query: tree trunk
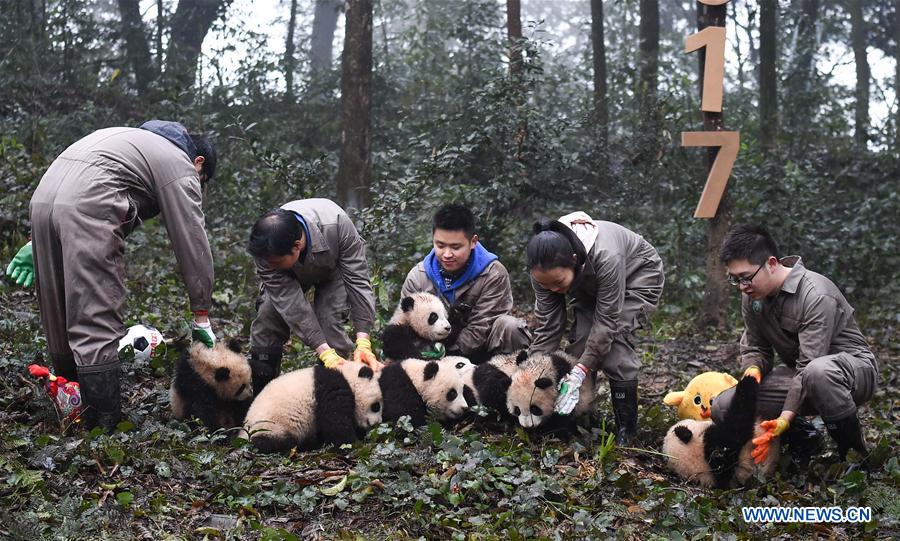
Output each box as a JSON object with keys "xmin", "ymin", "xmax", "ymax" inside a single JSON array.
[
  {"xmin": 896, "ymin": 0, "xmax": 900, "ymax": 150},
  {"xmin": 117, "ymin": 0, "xmax": 157, "ymax": 93},
  {"xmin": 156, "ymin": 0, "xmax": 164, "ymax": 68},
  {"xmin": 758, "ymin": 0, "xmax": 777, "ymax": 152},
  {"xmin": 848, "ymin": 0, "xmax": 869, "ymax": 151},
  {"xmin": 311, "ymin": 0, "xmax": 342, "ymax": 73},
  {"xmin": 165, "ymin": 0, "xmax": 230, "ymax": 93},
  {"xmin": 785, "ymin": 0, "xmax": 818, "ymax": 156},
  {"xmin": 284, "ymin": 0, "xmax": 298, "ymax": 104},
  {"xmin": 335, "ymin": 0, "xmax": 373, "ymax": 211},
  {"xmin": 591, "ymin": 0, "xmax": 608, "ymax": 156},
  {"xmin": 638, "ymin": 0, "xmax": 659, "ymax": 149},
  {"xmin": 507, "ymin": 0, "xmax": 527, "ymax": 163},
  {"xmin": 696, "ymin": 1, "xmax": 731, "ymax": 331}
]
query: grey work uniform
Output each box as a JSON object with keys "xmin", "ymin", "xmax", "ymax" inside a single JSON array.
[
  {"xmin": 712, "ymin": 257, "xmax": 878, "ymax": 424},
  {"xmin": 250, "ymin": 199, "xmax": 375, "ymax": 357},
  {"xmin": 529, "ymin": 221, "xmax": 664, "ymax": 382},
  {"xmin": 402, "ymin": 259, "xmax": 530, "ymax": 356},
  {"xmin": 29, "ymin": 126, "xmax": 213, "ymax": 374}
]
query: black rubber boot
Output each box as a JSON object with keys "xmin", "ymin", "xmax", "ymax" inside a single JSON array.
[
  {"xmin": 781, "ymin": 416, "xmax": 825, "ymax": 462},
  {"xmin": 610, "ymin": 380, "xmax": 639, "ymax": 446},
  {"xmin": 249, "ymin": 346, "xmax": 283, "ymax": 395},
  {"xmin": 76, "ymin": 361, "xmax": 122, "ymax": 432},
  {"xmin": 825, "ymin": 413, "xmax": 867, "ymax": 460},
  {"xmin": 50, "ymin": 353, "xmax": 78, "ymax": 382}
]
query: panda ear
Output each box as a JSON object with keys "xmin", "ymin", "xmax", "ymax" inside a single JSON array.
[
  {"xmin": 214, "ymin": 367, "xmax": 231, "ymax": 381},
  {"xmin": 535, "ymin": 377, "xmax": 553, "ymax": 389},
  {"xmin": 401, "ymin": 296, "xmax": 415, "ymax": 313},
  {"xmin": 515, "ymin": 350, "xmax": 528, "ymax": 365},
  {"xmin": 674, "ymin": 425, "xmax": 693, "ymax": 444},
  {"xmin": 358, "ymin": 366, "xmax": 374, "ymax": 379},
  {"xmin": 423, "ymin": 361, "xmax": 439, "ymax": 381},
  {"xmin": 226, "ymin": 339, "xmax": 242, "ymax": 354}
]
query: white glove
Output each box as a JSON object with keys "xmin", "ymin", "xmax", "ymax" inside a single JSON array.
[
  {"xmin": 554, "ymin": 363, "xmax": 589, "ymax": 415},
  {"xmin": 191, "ymin": 320, "xmax": 216, "ymax": 348}
]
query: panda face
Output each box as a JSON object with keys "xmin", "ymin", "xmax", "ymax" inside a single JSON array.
[
  {"xmin": 190, "ymin": 343, "xmax": 254, "ymax": 403},
  {"xmin": 394, "ymin": 293, "xmax": 452, "ymax": 341},
  {"xmin": 440, "ymin": 356, "xmax": 475, "ymax": 378},
  {"xmin": 662, "ymin": 419, "xmax": 716, "ymax": 487},
  {"xmin": 337, "ymin": 361, "xmax": 383, "ymax": 429},
  {"xmin": 506, "ymin": 352, "xmax": 566, "ymax": 428},
  {"xmin": 412, "ymin": 360, "xmax": 469, "ymax": 420}
]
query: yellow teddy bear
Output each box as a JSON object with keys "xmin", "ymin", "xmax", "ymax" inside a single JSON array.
[{"xmin": 663, "ymin": 371, "xmax": 738, "ymax": 420}]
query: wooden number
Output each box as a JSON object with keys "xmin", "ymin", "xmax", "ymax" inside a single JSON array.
[
  {"xmin": 685, "ymin": 27, "xmax": 726, "ymax": 113},
  {"xmin": 698, "ymin": 0, "xmax": 730, "ymax": 5},
  {"xmin": 682, "ymin": 131, "xmax": 740, "ymax": 218}
]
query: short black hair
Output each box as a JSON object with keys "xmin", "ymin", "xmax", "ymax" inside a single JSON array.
[
  {"xmin": 525, "ymin": 219, "xmax": 587, "ymax": 270},
  {"xmin": 432, "ymin": 204, "xmax": 475, "ymax": 238},
  {"xmin": 719, "ymin": 224, "xmax": 780, "ymax": 265},
  {"xmin": 248, "ymin": 208, "xmax": 303, "ymax": 258},
  {"xmin": 191, "ymin": 135, "xmax": 217, "ymax": 181}
]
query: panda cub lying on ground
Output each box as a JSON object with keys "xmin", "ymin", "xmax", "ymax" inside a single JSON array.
[
  {"xmin": 379, "ymin": 359, "xmax": 469, "ymax": 426},
  {"xmin": 506, "ymin": 351, "xmax": 598, "ymax": 429},
  {"xmin": 244, "ymin": 361, "xmax": 383, "ymax": 453},
  {"xmin": 170, "ymin": 341, "xmax": 254, "ymax": 431},
  {"xmin": 381, "ymin": 292, "xmax": 452, "ymax": 361},
  {"xmin": 662, "ymin": 375, "xmax": 779, "ymax": 488},
  {"xmin": 445, "ymin": 352, "xmax": 520, "ymax": 418}
]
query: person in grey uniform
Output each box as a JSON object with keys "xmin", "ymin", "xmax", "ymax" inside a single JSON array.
[
  {"xmin": 246, "ymin": 199, "xmax": 379, "ymax": 394},
  {"xmin": 401, "ymin": 204, "xmax": 530, "ymax": 363},
  {"xmin": 8, "ymin": 120, "xmax": 218, "ymax": 430},
  {"xmin": 527, "ymin": 213, "xmax": 664, "ymax": 445},
  {"xmin": 713, "ymin": 224, "xmax": 878, "ymax": 463}
]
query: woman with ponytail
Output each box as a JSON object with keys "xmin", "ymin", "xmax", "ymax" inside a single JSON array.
[{"xmin": 526, "ymin": 212, "xmax": 664, "ymax": 445}]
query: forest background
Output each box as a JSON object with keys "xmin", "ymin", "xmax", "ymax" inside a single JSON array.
[{"xmin": 0, "ymin": 0, "xmax": 898, "ymax": 539}]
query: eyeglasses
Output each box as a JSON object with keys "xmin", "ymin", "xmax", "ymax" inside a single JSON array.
[{"xmin": 727, "ymin": 262, "xmax": 765, "ymax": 286}]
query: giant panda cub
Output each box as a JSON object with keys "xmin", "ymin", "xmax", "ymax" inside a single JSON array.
[
  {"xmin": 662, "ymin": 375, "xmax": 779, "ymax": 488},
  {"xmin": 244, "ymin": 361, "xmax": 383, "ymax": 453},
  {"xmin": 381, "ymin": 292, "xmax": 452, "ymax": 362},
  {"xmin": 379, "ymin": 359, "xmax": 469, "ymax": 426},
  {"xmin": 170, "ymin": 341, "xmax": 255, "ymax": 431},
  {"xmin": 445, "ymin": 352, "xmax": 521, "ymax": 417},
  {"xmin": 506, "ymin": 351, "xmax": 598, "ymax": 429}
]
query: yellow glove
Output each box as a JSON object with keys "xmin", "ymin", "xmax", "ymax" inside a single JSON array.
[
  {"xmin": 743, "ymin": 365, "xmax": 762, "ymax": 384},
  {"xmin": 352, "ymin": 338, "xmax": 383, "ymax": 370},
  {"xmin": 751, "ymin": 417, "xmax": 789, "ymax": 464},
  {"xmin": 319, "ymin": 348, "xmax": 346, "ymax": 369}
]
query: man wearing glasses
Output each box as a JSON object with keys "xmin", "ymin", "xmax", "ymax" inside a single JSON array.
[
  {"xmin": 711, "ymin": 224, "xmax": 878, "ymax": 464},
  {"xmin": 5, "ymin": 120, "xmax": 217, "ymax": 430}
]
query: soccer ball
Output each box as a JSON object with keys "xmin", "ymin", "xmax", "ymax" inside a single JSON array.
[{"xmin": 118, "ymin": 324, "xmax": 165, "ymax": 362}]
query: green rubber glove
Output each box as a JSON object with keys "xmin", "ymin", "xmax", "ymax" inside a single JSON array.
[
  {"xmin": 6, "ymin": 241, "xmax": 34, "ymax": 288},
  {"xmin": 191, "ymin": 320, "xmax": 216, "ymax": 348}
]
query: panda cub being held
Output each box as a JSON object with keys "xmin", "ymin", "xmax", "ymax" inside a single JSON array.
[
  {"xmin": 170, "ymin": 341, "xmax": 254, "ymax": 431},
  {"xmin": 379, "ymin": 359, "xmax": 469, "ymax": 426},
  {"xmin": 662, "ymin": 375, "xmax": 779, "ymax": 488},
  {"xmin": 244, "ymin": 361, "xmax": 383, "ymax": 453},
  {"xmin": 381, "ymin": 292, "xmax": 452, "ymax": 362},
  {"xmin": 506, "ymin": 351, "xmax": 598, "ymax": 429}
]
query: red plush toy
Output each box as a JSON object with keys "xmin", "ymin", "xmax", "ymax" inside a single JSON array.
[{"xmin": 28, "ymin": 364, "xmax": 82, "ymax": 422}]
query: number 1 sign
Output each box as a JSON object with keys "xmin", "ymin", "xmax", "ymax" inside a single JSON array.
[{"xmin": 683, "ymin": 0, "xmax": 739, "ymax": 219}]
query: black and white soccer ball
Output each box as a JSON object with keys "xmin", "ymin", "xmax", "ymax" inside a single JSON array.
[{"xmin": 118, "ymin": 324, "xmax": 165, "ymax": 362}]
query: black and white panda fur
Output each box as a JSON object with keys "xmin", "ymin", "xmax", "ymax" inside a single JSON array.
[
  {"xmin": 170, "ymin": 341, "xmax": 254, "ymax": 431},
  {"xmin": 379, "ymin": 359, "xmax": 469, "ymax": 426},
  {"xmin": 662, "ymin": 375, "xmax": 779, "ymax": 488},
  {"xmin": 243, "ymin": 361, "xmax": 383, "ymax": 453},
  {"xmin": 506, "ymin": 351, "xmax": 598, "ymax": 429},
  {"xmin": 381, "ymin": 292, "xmax": 452, "ymax": 361},
  {"xmin": 445, "ymin": 352, "xmax": 521, "ymax": 415}
]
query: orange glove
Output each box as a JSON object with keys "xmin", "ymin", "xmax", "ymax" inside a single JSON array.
[
  {"xmin": 743, "ymin": 365, "xmax": 762, "ymax": 384},
  {"xmin": 352, "ymin": 338, "xmax": 384, "ymax": 371},
  {"xmin": 751, "ymin": 417, "xmax": 789, "ymax": 464}
]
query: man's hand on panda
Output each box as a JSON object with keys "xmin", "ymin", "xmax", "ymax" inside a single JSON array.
[
  {"xmin": 318, "ymin": 347, "xmax": 346, "ymax": 369},
  {"xmin": 353, "ymin": 336, "xmax": 384, "ymax": 371},
  {"xmin": 554, "ymin": 363, "xmax": 589, "ymax": 415},
  {"xmin": 751, "ymin": 416, "xmax": 790, "ymax": 464},
  {"xmin": 191, "ymin": 313, "xmax": 216, "ymax": 348}
]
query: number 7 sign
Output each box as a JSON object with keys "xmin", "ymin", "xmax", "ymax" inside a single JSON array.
[{"xmin": 681, "ymin": 131, "xmax": 740, "ymax": 218}]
